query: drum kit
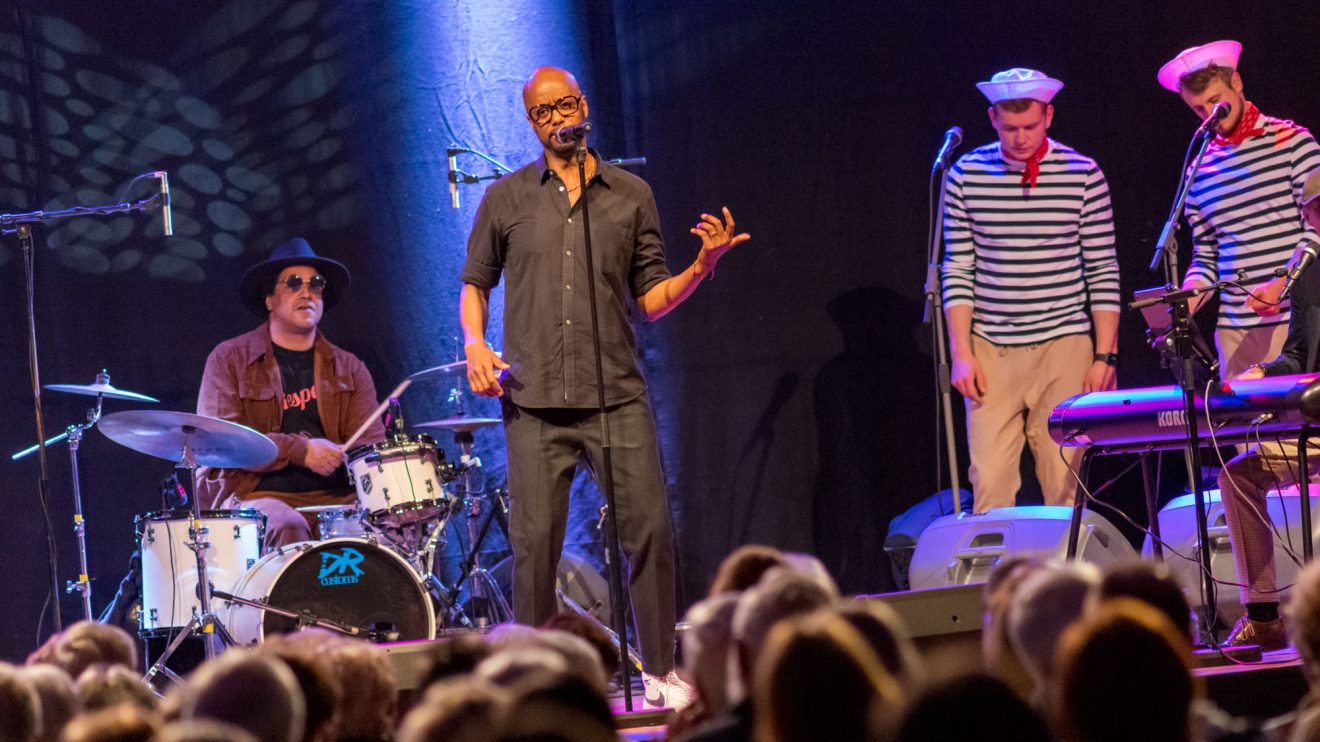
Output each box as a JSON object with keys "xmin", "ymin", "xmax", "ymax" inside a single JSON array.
[{"xmin": 13, "ymin": 359, "xmax": 525, "ymax": 681}]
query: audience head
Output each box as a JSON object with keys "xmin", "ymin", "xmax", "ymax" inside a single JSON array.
[
  {"xmin": 709, "ymin": 544, "xmax": 790, "ymax": 596},
  {"xmin": 396, "ymin": 679, "xmax": 507, "ymax": 742},
  {"xmin": 16, "ymin": 665, "xmax": 78, "ymax": 742},
  {"xmin": 981, "ymin": 555, "xmax": 1049, "ymax": 686},
  {"xmin": 1099, "ymin": 562, "xmax": 1192, "ymax": 644},
  {"xmin": 58, "ymin": 703, "xmax": 159, "ymax": 742},
  {"xmin": 323, "ymin": 641, "xmax": 396, "ymax": 742},
  {"xmin": 753, "ymin": 611, "xmax": 903, "ymax": 742},
  {"xmin": 680, "ymin": 593, "xmax": 740, "ymax": 714},
  {"xmin": 897, "ymin": 672, "xmax": 1050, "ymax": 742},
  {"xmin": 837, "ymin": 600, "xmax": 923, "ymax": 688},
  {"xmin": 255, "ymin": 639, "xmax": 343, "ymax": 742},
  {"xmin": 0, "ymin": 662, "xmax": 41, "ymax": 742},
  {"xmin": 731, "ymin": 568, "xmax": 839, "ymax": 700},
  {"xmin": 27, "ymin": 622, "xmax": 137, "ymax": 680},
  {"xmin": 75, "ymin": 664, "xmax": 157, "ymax": 712},
  {"xmin": 1053, "ymin": 598, "xmax": 1196, "ymax": 742},
  {"xmin": 1005, "ymin": 561, "xmax": 1100, "ymax": 691},
  {"xmin": 497, "ymin": 674, "xmax": 616, "ymax": 742},
  {"xmin": 152, "ymin": 719, "xmax": 260, "ymax": 742},
  {"xmin": 180, "ymin": 651, "xmax": 305, "ymax": 742},
  {"xmin": 417, "ymin": 633, "xmax": 494, "ymax": 689}
]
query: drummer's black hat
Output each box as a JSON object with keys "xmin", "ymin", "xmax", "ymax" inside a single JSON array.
[{"xmin": 239, "ymin": 237, "xmax": 350, "ymax": 317}]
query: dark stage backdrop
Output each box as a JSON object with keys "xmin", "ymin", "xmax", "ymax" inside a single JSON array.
[{"xmin": 1, "ymin": 0, "xmax": 1318, "ymax": 662}]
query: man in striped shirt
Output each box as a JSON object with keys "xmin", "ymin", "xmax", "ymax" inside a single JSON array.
[
  {"xmin": 942, "ymin": 68, "xmax": 1120, "ymax": 513},
  {"xmin": 1159, "ymin": 40, "xmax": 1320, "ymax": 378},
  {"xmin": 1161, "ymin": 40, "xmax": 1320, "ymax": 650}
]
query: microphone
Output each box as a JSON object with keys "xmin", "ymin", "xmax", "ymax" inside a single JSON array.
[
  {"xmin": 447, "ymin": 148, "xmax": 460, "ymax": 209},
  {"xmin": 1278, "ymin": 236, "xmax": 1320, "ymax": 303},
  {"xmin": 1196, "ymin": 101, "xmax": 1232, "ymax": 136},
  {"xmin": 551, "ymin": 121, "xmax": 592, "ymax": 145},
  {"xmin": 933, "ymin": 126, "xmax": 963, "ymax": 170},
  {"xmin": 154, "ymin": 171, "xmax": 173, "ymax": 236}
]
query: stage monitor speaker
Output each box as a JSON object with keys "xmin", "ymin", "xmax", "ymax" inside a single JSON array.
[
  {"xmin": 909, "ymin": 505, "xmax": 1138, "ymax": 589},
  {"xmin": 1142, "ymin": 488, "xmax": 1319, "ymax": 626}
]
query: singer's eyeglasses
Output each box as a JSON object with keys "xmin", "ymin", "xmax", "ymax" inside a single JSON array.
[
  {"xmin": 275, "ymin": 274, "xmax": 328, "ymax": 294},
  {"xmin": 527, "ymin": 94, "xmax": 583, "ymax": 126}
]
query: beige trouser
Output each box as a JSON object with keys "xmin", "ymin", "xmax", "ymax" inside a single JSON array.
[
  {"xmin": 966, "ymin": 333, "xmax": 1092, "ymax": 513},
  {"xmin": 1216, "ymin": 323, "xmax": 1288, "ymax": 381}
]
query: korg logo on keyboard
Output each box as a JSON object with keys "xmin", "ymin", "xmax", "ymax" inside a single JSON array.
[{"xmin": 1156, "ymin": 409, "xmax": 1187, "ymax": 428}]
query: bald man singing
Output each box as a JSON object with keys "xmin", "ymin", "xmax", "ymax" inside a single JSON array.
[{"xmin": 459, "ymin": 67, "xmax": 750, "ymax": 709}]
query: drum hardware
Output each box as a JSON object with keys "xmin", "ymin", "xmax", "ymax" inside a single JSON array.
[
  {"xmin": 210, "ymin": 588, "xmax": 367, "ymax": 639},
  {"xmin": 98, "ymin": 410, "xmax": 277, "ymax": 675},
  {"xmin": 443, "ymin": 486, "xmax": 513, "ymax": 628},
  {"xmin": 8, "ymin": 371, "xmax": 159, "ymax": 622}
]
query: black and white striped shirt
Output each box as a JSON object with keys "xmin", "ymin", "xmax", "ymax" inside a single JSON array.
[
  {"xmin": 1184, "ymin": 114, "xmax": 1320, "ymax": 330},
  {"xmin": 942, "ymin": 139, "xmax": 1120, "ymax": 346}
]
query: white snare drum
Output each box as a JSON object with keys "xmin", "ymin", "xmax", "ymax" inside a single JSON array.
[
  {"xmin": 346, "ymin": 434, "xmax": 454, "ymax": 526},
  {"xmin": 136, "ymin": 509, "xmax": 265, "ymax": 636},
  {"xmin": 318, "ymin": 507, "xmax": 367, "ymax": 540},
  {"xmin": 224, "ymin": 538, "xmax": 436, "ymax": 644}
]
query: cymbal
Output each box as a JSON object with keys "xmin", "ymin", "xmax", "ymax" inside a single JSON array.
[
  {"xmin": 416, "ymin": 416, "xmax": 502, "ymax": 433},
  {"xmin": 45, "ymin": 380, "xmax": 159, "ymax": 403},
  {"xmin": 98, "ymin": 410, "xmax": 277, "ymax": 469},
  {"xmin": 408, "ymin": 352, "xmax": 501, "ymax": 381}
]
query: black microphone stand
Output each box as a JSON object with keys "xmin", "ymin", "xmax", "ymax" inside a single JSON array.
[
  {"xmin": 575, "ymin": 137, "xmax": 636, "ymax": 710},
  {"xmin": 2, "ymin": 183, "xmax": 170, "ymax": 637},
  {"xmin": 1145, "ymin": 123, "xmax": 1222, "ymax": 641},
  {"xmin": 923, "ymin": 138, "xmax": 964, "ymax": 513}
]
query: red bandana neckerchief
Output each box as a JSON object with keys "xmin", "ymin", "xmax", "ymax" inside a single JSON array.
[
  {"xmin": 1017, "ymin": 138, "xmax": 1050, "ymax": 189},
  {"xmin": 1214, "ymin": 101, "xmax": 1266, "ymax": 147}
]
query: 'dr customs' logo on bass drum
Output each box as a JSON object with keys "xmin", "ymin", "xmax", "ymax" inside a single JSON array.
[{"xmin": 319, "ymin": 547, "xmax": 366, "ymax": 586}]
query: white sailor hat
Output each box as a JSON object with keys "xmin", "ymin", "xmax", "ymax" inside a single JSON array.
[
  {"xmin": 1157, "ymin": 40, "xmax": 1242, "ymax": 92},
  {"xmin": 976, "ymin": 68, "xmax": 1064, "ymax": 104}
]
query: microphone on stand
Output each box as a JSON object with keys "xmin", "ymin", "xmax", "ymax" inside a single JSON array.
[
  {"xmin": 154, "ymin": 171, "xmax": 173, "ymax": 236},
  {"xmin": 447, "ymin": 148, "xmax": 461, "ymax": 209},
  {"xmin": 551, "ymin": 121, "xmax": 592, "ymax": 145},
  {"xmin": 1196, "ymin": 101, "xmax": 1232, "ymax": 137},
  {"xmin": 1278, "ymin": 236, "xmax": 1320, "ymax": 303},
  {"xmin": 932, "ymin": 126, "xmax": 963, "ymax": 171}
]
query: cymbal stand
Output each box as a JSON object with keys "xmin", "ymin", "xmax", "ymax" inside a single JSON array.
[
  {"xmin": 143, "ymin": 427, "xmax": 237, "ymax": 683},
  {"xmin": 449, "ymin": 431, "xmax": 511, "ymax": 626},
  {"xmin": 9, "ymin": 375, "xmax": 115, "ymax": 622}
]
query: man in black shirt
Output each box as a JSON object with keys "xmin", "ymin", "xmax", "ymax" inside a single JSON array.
[
  {"xmin": 459, "ymin": 66, "xmax": 750, "ymax": 708},
  {"xmin": 197, "ymin": 238, "xmax": 386, "ymax": 547}
]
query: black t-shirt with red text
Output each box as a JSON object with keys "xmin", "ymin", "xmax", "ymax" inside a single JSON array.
[{"xmin": 255, "ymin": 344, "xmax": 347, "ymax": 493}]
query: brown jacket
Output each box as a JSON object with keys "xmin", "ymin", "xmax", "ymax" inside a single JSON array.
[{"xmin": 194, "ymin": 323, "xmax": 386, "ymax": 509}]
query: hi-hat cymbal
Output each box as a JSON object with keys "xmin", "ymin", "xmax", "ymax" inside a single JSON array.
[
  {"xmin": 45, "ymin": 379, "xmax": 159, "ymax": 403},
  {"xmin": 98, "ymin": 410, "xmax": 277, "ymax": 469},
  {"xmin": 416, "ymin": 416, "xmax": 502, "ymax": 433},
  {"xmin": 408, "ymin": 352, "xmax": 501, "ymax": 381}
]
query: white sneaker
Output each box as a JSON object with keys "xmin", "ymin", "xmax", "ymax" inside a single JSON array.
[{"xmin": 642, "ymin": 670, "xmax": 694, "ymax": 711}]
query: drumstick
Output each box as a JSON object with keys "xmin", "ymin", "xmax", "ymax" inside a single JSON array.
[{"xmin": 341, "ymin": 378, "xmax": 411, "ymax": 452}]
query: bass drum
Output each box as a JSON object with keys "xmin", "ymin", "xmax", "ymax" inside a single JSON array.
[{"xmin": 225, "ymin": 538, "xmax": 435, "ymax": 644}]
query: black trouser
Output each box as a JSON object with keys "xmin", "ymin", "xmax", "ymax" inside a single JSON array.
[{"xmin": 502, "ymin": 393, "xmax": 677, "ymax": 675}]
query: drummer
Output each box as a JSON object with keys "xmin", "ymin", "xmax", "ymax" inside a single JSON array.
[{"xmin": 195, "ymin": 238, "xmax": 386, "ymax": 547}]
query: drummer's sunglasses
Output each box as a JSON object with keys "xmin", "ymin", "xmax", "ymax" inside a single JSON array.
[{"xmin": 276, "ymin": 274, "xmax": 327, "ymax": 294}]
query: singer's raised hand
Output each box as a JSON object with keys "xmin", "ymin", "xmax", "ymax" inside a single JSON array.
[
  {"xmin": 690, "ymin": 207, "xmax": 751, "ymax": 271},
  {"xmin": 1246, "ymin": 274, "xmax": 1286, "ymax": 317}
]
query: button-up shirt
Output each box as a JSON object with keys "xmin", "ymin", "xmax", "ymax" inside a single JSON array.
[
  {"xmin": 193, "ymin": 323, "xmax": 386, "ymax": 509},
  {"xmin": 461, "ymin": 152, "xmax": 672, "ymax": 408}
]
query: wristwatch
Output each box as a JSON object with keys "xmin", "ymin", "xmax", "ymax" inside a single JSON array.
[{"xmin": 1094, "ymin": 353, "xmax": 1119, "ymax": 366}]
